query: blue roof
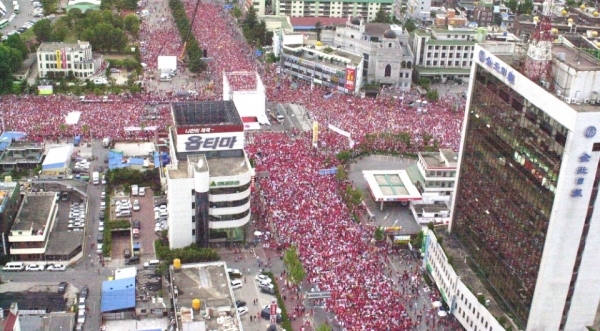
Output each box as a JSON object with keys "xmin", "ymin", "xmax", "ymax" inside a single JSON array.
[
  {"xmin": 0, "ymin": 132, "xmax": 27, "ymax": 151},
  {"xmin": 101, "ymin": 277, "xmax": 136, "ymax": 312}
]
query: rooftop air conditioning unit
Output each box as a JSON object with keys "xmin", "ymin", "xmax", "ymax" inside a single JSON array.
[
  {"xmin": 576, "ymin": 100, "xmax": 582, "ymax": 105},
  {"xmin": 565, "ymin": 98, "xmax": 571, "ymax": 104},
  {"xmin": 585, "ymin": 99, "xmax": 591, "ymax": 104},
  {"xmin": 557, "ymin": 90, "xmax": 562, "ymax": 97},
  {"xmin": 591, "ymin": 100, "xmax": 596, "ymax": 105}
]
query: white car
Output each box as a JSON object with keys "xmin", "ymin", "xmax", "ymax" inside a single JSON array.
[
  {"xmin": 96, "ymin": 244, "xmax": 103, "ymax": 254},
  {"xmin": 98, "ymin": 224, "xmax": 104, "ymax": 232},
  {"xmin": 47, "ymin": 264, "xmax": 67, "ymax": 271},
  {"xmin": 93, "ymin": 78, "xmax": 108, "ymax": 85},
  {"xmin": 231, "ymin": 280, "xmax": 243, "ymax": 289},
  {"xmin": 237, "ymin": 306, "xmax": 248, "ymax": 316},
  {"xmin": 133, "ymin": 200, "xmax": 140, "ymax": 211},
  {"xmin": 139, "ymin": 187, "xmax": 146, "ymax": 196},
  {"xmin": 101, "ymin": 191, "xmax": 106, "ymax": 199},
  {"xmin": 100, "ymin": 201, "xmax": 106, "ymax": 211},
  {"xmin": 26, "ymin": 264, "xmax": 45, "ymax": 271},
  {"xmin": 255, "ymin": 274, "xmax": 272, "ymax": 284}
]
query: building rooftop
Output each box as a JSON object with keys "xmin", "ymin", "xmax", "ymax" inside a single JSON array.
[
  {"xmin": 282, "ymin": 45, "xmax": 363, "ymax": 69},
  {"xmin": 167, "ymin": 153, "xmax": 248, "ymax": 179},
  {"xmin": 413, "ymin": 203, "xmax": 450, "ymax": 213},
  {"xmin": 11, "ymin": 193, "xmax": 56, "ymax": 232},
  {"xmin": 420, "ymin": 150, "xmax": 458, "ymax": 169},
  {"xmin": 172, "ymin": 101, "xmax": 243, "ymax": 128},
  {"xmin": 363, "ymin": 170, "xmax": 421, "ymax": 202},
  {"xmin": 45, "ymin": 231, "xmax": 84, "ymax": 256},
  {"xmin": 101, "ymin": 277, "xmax": 136, "ymax": 313},
  {"xmin": 0, "ymin": 292, "xmax": 67, "ymax": 312},
  {"xmin": 38, "ymin": 41, "xmax": 91, "ymax": 52},
  {"xmin": 170, "ymin": 262, "xmax": 242, "ymax": 331},
  {"xmin": 364, "ymin": 23, "xmax": 391, "ymax": 36}
]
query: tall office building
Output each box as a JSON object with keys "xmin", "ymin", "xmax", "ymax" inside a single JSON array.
[{"xmin": 451, "ymin": 39, "xmax": 600, "ymax": 330}]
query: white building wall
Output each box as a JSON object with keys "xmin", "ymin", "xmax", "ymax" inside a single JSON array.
[
  {"xmin": 167, "ymin": 177, "xmax": 195, "ymax": 249},
  {"xmin": 456, "ymin": 44, "xmax": 600, "ymax": 331},
  {"xmin": 424, "ymin": 229, "xmax": 505, "ymax": 331}
]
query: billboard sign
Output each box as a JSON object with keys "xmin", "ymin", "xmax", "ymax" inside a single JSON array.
[
  {"xmin": 176, "ymin": 125, "xmax": 244, "ymax": 135},
  {"xmin": 177, "ymin": 132, "xmax": 244, "ymax": 152},
  {"xmin": 344, "ymin": 67, "xmax": 356, "ymax": 91},
  {"xmin": 270, "ymin": 300, "xmax": 277, "ymax": 324}
]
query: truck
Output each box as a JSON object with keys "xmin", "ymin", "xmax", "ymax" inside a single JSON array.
[
  {"xmin": 131, "ymin": 184, "xmax": 139, "ymax": 196},
  {"xmin": 102, "ymin": 137, "xmax": 110, "ymax": 148},
  {"xmin": 73, "ymin": 135, "xmax": 81, "ymax": 147},
  {"xmin": 92, "ymin": 172, "xmax": 100, "ymax": 185}
]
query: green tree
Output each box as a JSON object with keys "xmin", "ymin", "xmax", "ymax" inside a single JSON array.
[
  {"xmin": 372, "ymin": 7, "xmax": 390, "ymax": 23},
  {"xmin": 315, "ymin": 20, "xmax": 322, "ymax": 41},
  {"xmin": 232, "ymin": 6, "xmax": 242, "ymax": 20},
  {"xmin": 316, "ymin": 324, "xmax": 332, "ymax": 331},
  {"xmin": 124, "ymin": 14, "xmax": 140, "ymax": 36},
  {"xmin": 404, "ymin": 19, "xmax": 416, "ymax": 32},
  {"xmin": 374, "ymin": 226, "xmax": 385, "ymax": 241},
  {"xmin": 505, "ymin": 0, "xmax": 518, "ymax": 13},
  {"xmin": 4, "ymin": 35, "xmax": 28, "ymax": 60},
  {"xmin": 40, "ymin": 0, "xmax": 59, "ymax": 14},
  {"xmin": 33, "ymin": 19, "xmax": 53, "ymax": 43},
  {"xmin": 121, "ymin": 0, "xmax": 138, "ymax": 10},
  {"xmin": 517, "ymin": 0, "xmax": 533, "ymax": 14},
  {"xmin": 243, "ymin": 5, "xmax": 258, "ymax": 28},
  {"xmin": 283, "ymin": 246, "xmax": 306, "ymax": 285},
  {"xmin": 0, "ymin": 44, "xmax": 23, "ymax": 94},
  {"xmin": 52, "ymin": 21, "xmax": 70, "ymax": 41},
  {"xmin": 426, "ymin": 89, "xmax": 439, "ymax": 101}
]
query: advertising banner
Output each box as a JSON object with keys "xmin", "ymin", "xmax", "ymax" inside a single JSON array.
[
  {"xmin": 344, "ymin": 66, "xmax": 356, "ymax": 91},
  {"xmin": 312, "ymin": 121, "xmax": 319, "ymax": 145},
  {"xmin": 176, "ymin": 132, "xmax": 245, "ymax": 152}
]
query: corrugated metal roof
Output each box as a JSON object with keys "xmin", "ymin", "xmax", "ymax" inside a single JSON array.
[{"xmin": 101, "ymin": 277, "xmax": 136, "ymax": 312}]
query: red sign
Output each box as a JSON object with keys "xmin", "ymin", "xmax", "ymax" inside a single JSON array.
[
  {"xmin": 176, "ymin": 125, "xmax": 244, "ymax": 135},
  {"xmin": 344, "ymin": 67, "xmax": 356, "ymax": 91},
  {"xmin": 270, "ymin": 301, "xmax": 277, "ymax": 324}
]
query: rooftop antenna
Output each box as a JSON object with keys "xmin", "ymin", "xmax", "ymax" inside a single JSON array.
[{"xmin": 523, "ymin": 0, "xmax": 555, "ymax": 86}]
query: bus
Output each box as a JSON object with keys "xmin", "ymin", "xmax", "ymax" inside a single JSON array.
[
  {"xmin": 0, "ymin": 19, "xmax": 8, "ymax": 29},
  {"xmin": 13, "ymin": 5, "xmax": 19, "ymax": 13}
]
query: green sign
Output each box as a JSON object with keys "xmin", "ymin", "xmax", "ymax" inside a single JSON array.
[{"xmin": 210, "ymin": 180, "xmax": 240, "ymax": 187}]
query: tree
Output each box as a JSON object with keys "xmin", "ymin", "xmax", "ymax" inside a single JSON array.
[
  {"xmin": 373, "ymin": 7, "xmax": 390, "ymax": 23},
  {"xmin": 426, "ymin": 89, "xmax": 439, "ymax": 102},
  {"xmin": 232, "ymin": 6, "xmax": 242, "ymax": 20},
  {"xmin": 404, "ymin": 19, "xmax": 416, "ymax": 32},
  {"xmin": 374, "ymin": 226, "xmax": 385, "ymax": 241},
  {"xmin": 316, "ymin": 325, "xmax": 332, "ymax": 331},
  {"xmin": 505, "ymin": 0, "xmax": 518, "ymax": 13},
  {"xmin": 4, "ymin": 35, "xmax": 28, "ymax": 60},
  {"xmin": 124, "ymin": 14, "xmax": 140, "ymax": 36},
  {"xmin": 33, "ymin": 19, "xmax": 53, "ymax": 43},
  {"xmin": 315, "ymin": 20, "xmax": 322, "ymax": 41},
  {"xmin": 283, "ymin": 246, "xmax": 306, "ymax": 285},
  {"xmin": 121, "ymin": 0, "xmax": 138, "ymax": 10},
  {"xmin": 517, "ymin": 0, "xmax": 533, "ymax": 14},
  {"xmin": 52, "ymin": 21, "xmax": 70, "ymax": 41},
  {"xmin": 243, "ymin": 5, "xmax": 258, "ymax": 28}
]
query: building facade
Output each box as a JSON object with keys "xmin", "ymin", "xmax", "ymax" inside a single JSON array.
[
  {"xmin": 274, "ymin": 0, "xmax": 394, "ymax": 22},
  {"xmin": 165, "ymin": 101, "xmax": 253, "ymax": 249},
  {"xmin": 37, "ymin": 41, "xmax": 97, "ymax": 79},
  {"xmin": 405, "ymin": 0, "xmax": 431, "ymax": 20},
  {"xmin": 450, "ymin": 42, "xmax": 600, "ymax": 330},
  {"xmin": 0, "ymin": 141, "xmax": 44, "ymax": 172},
  {"xmin": 8, "ymin": 192, "xmax": 58, "ymax": 260},
  {"xmin": 333, "ymin": 19, "xmax": 413, "ymax": 90},
  {"xmin": 410, "ymin": 27, "xmax": 477, "ymax": 81},
  {"xmin": 408, "ymin": 149, "xmax": 458, "ymax": 203},
  {"xmin": 0, "ymin": 181, "xmax": 20, "ymax": 256},
  {"xmin": 280, "ymin": 42, "xmax": 364, "ymax": 95}
]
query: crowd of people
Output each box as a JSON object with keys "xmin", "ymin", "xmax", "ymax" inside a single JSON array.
[{"xmin": 0, "ymin": 0, "xmax": 471, "ymax": 329}]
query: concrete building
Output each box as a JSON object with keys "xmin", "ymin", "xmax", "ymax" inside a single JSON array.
[
  {"xmin": 8, "ymin": 192, "xmax": 58, "ymax": 260},
  {"xmin": 168, "ymin": 261, "xmax": 244, "ymax": 331},
  {"xmin": 37, "ymin": 41, "xmax": 98, "ymax": 79},
  {"xmin": 406, "ymin": 149, "xmax": 458, "ymax": 225},
  {"xmin": 445, "ymin": 40, "xmax": 600, "ymax": 330},
  {"xmin": 0, "ymin": 181, "xmax": 21, "ymax": 256},
  {"xmin": 240, "ymin": 0, "xmax": 265, "ymax": 15},
  {"xmin": 333, "ymin": 18, "xmax": 414, "ymax": 90},
  {"xmin": 165, "ymin": 101, "xmax": 253, "ymax": 249},
  {"xmin": 0, "ymin": 141, "xmax": 44, "ymax": 172},
  {"xmin": 405, "ymin": 0, "xmax": 431, "ymax": 20},
  {"xmin": 278, "ymin": 36, "xmax": 364, "ymax": 95},
  {"xmin": 274, "ymin": 0, "xmax": 394, "ymax": 22},
  {"xmin": 410, "ymin": 26, "xmax": 478, "ymax": 81}
]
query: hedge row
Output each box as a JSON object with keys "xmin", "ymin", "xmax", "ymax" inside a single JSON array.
[{"xmin": 168, "ymin": 0, "xmax": 207, "ymax": 73}]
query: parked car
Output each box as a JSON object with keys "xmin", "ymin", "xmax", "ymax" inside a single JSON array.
[
  {"xmin": 58, "ymin": 282, "xmax": 68, "ymax": 294},
  {"xmin": 255, "ymin": 274, "xmax": 272, "ymax": 284},
  {"xmin": 80, "ymin": 286, "xmax": 89, "ymax": 299},
  {"xmin": 125, "ymin": 256, "xmax": 140, "ymax": 265},
  {"xmin": 26, "ymin": 264, "xmax": 45, "ymax": 271},
  {"xmin": 236, "ymin": 300, "xmax": 247, "ymax": 307},
  {"xmin": 123, "ymin": 249, "xmax": 131, "ymax": 258},
  {"xmin": 237, "ymin": 306, "xmax": 249, "ymax": 316},
  {"xmin": 231, "ymin": 280, "xmax": 242, "ymax": 289},
  {"xmin": 47, "ymin": 264, "xmax": 67, "ymax": 271}
]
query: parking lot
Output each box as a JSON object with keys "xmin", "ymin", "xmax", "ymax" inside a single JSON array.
[{"xmin": 104, "ymin": 187, "xmax": 159, "ymax": 266}]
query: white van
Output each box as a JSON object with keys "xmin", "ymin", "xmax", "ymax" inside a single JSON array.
[
  {"xmin": 3, "ymin": 262, "xmax": 25, "ymax": 271},
  {"xmin": 117, "ymin": 210, "xmax": 131, "ymax": 218},
  {"xmin": 143, "ymin": 259, "xmax": 160, "ymax": 269},
  {"xmin": 231, "ymin": 280, "xmax": 243, "ymax": 289}
]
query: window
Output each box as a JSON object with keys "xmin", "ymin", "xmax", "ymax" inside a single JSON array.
[
  {"xmin": 192, "ymin": 215, "xmax": 196, "ymax": 223},
  {"xmin": 384, "ymin": 64, "xmax": 391, "ymax": 77},
  {"xmin": 192, "ymin": 189, "xmax": 195, "ymax": 195},
  {"xmin": 192, "ymin": 202, "xmax": 195, "ymax": 209},
  {"xmin": 192, "ymin": 229, "xmax": 196, "ymax": 235}
]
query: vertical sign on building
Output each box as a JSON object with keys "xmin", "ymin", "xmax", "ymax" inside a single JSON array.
[
  {"xmin": 312, "ymin": 121, "xmax": 319, "ymax": 146},
  {"xmin": 61, "ymin": 48, "xmax": 67, "ymax": 69},
  {"xmin": 55, "ymin": 50, "xmax": 62, "ymax": 69},
  {"xmin": 344, "ymin": 66, "xmax": 356, "ymax": 92},
  {"xmin": 270, "ymin": 299, "xmax": 277, "ymax": 324}
]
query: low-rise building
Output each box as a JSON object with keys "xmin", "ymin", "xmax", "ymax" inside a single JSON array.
[
  {"xmin": 37, "ymin": 41, "xmax": 98, "ymax": 79},
  {"xmin": 333, "ymin": 18, "xmax": 413, "ymax": 90},
  {"xmin": 280, "ymin": 40, "xmax": 364, "ymax": 95},
  {"xmin": 0, "ymin": 141, "xmax": 44, "ymax": 172},
  {"xmin": 410, "ymin": 27, "xmax": 478, "ymax": 81},
  {"xmin": 274, "ymin": 0, "xmax": 394, "ymax": 22},
  {"xmin": 8, "ymin": 192, "xmax": 58, "ymax": 260},
  {"xmin": 0, "ymin": 181, "xmax": 21, "ymax": 256}
]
